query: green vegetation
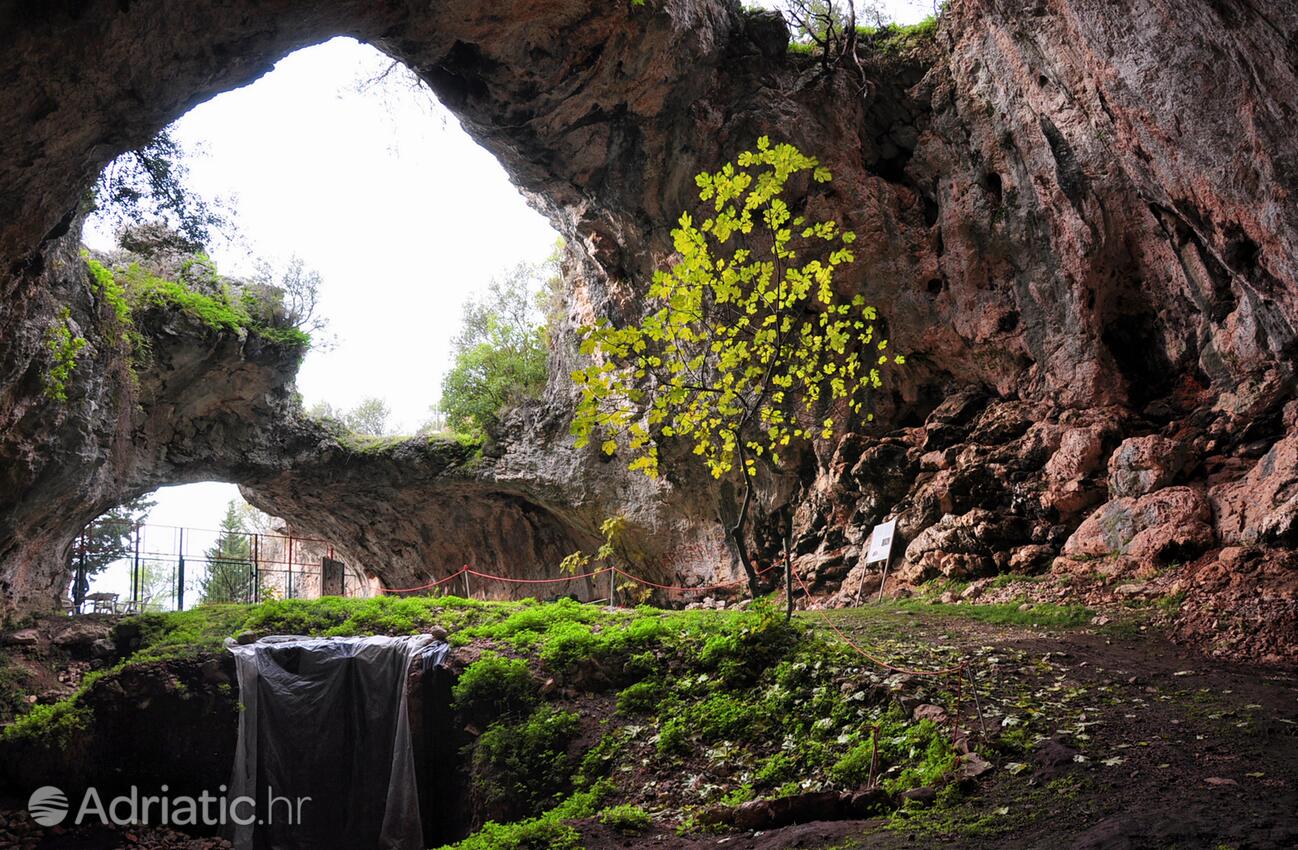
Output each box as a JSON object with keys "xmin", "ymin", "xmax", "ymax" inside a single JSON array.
[
  {"xmin": 44, "ymin": 307, "xmax": 88, "ymax": 401},
  {"xmin": 309, "ymin": 397, "xmax": 395, "ymax": 436},
  {"xmin": 571, "ymin": 138, "xmax": 903, "ymax": 595},
  {"xmin": 452, "ymin": 652, "xmax": 538, "ymax": 723},
  {"xmin": 897, "ymin": 598, "xmax": 1094, "ymax": 627},
  {"xmin": 91, "ymin": 125, "xmax": 227, "ymax": 249},
  {"xmin": 1, "ymin": 698, "xmax": 90, "ymax": 749},
  {"xmin": 0, "ymin": 661, "xmax": 33, "ymax": 724},
  {"xmin": 597, "ymin": 803, "xmax": 651, "ymax": 834},
  {"xmin": 82, "ymin": 256, "xmax": 313, "ymax": 359},
  {"xmin": 441, "ymin": 257, "xmax": 560, "ymax": 436},
  {"xmin": 473, "ymin": 705, "xmax": 582, "ymax": 818},
  {"xmin": 432, "ymin": 782, "xmax": 610, "ymax": 850},
  {"xmin": 68, "ymin": 494, "xmax": 154, "ymax": 611},
  {"xmin": 198, "ymin": 500, "xmax": 254, "ymax": 604},
  {"xmin": 11, "ymin": 596, "xmax": 993, "ymax": 849},
  {"xmin": 855, "ymin": 16, "xmax": 939, "ymax": 55}
]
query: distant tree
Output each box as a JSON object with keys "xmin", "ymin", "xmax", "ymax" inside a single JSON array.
[
  {"xmin": 309, "ymin": 397, "xmax": 395, "ymax": 435},
  {"xmin": 440, "ymin": 258, "xmax": 557, "ymax": 434},
  {"xmin": 199, "ymin": 501, "xmax": 252, "ymax": 604},
  {"xmin": 570, "ymin": 138, "xmax": 904, "ymax": 606},
  {"xmin": 246, "ymin": 255, "xmax": 331, "ymax": 345},
  {"xmin": 136, "ymin": 560, "xmax": 174, "ymax": 612},
  {"xmin": 90, "ymin": 125, "xmax": 228, "ymax": 250},
  {"xmin": 68, "ymin": 495, "xmax": 155, "ymax": 610}
]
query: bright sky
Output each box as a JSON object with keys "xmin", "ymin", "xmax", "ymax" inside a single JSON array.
[{"xmin": 84, "ymin": 1, "xmax": 935, "ymax": 600}]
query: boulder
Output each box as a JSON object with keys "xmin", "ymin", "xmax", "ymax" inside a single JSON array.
[
  {"xmin": 1042, "ymin": 425, "xmax": 1109, "ymax": 516},
  {"xmin": 1211, "ymin": 432, "xmax": 1298, "ymax": 546},
  {"xmin": 1107, "ymin": 434, "xmax": 1193, "ymax": 498},
  {"xmin": 1062, "ymin": 487, "xmax": 1214, "ymax": 566}
]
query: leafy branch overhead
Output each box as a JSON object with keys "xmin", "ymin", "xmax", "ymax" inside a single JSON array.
[{"xmin": 570, "ymin": 137, "xmax": 904, "ymax": 483}]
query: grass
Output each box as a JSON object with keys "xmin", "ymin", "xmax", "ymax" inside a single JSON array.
[{"xmin": 894, "ymin": 598, "xmax": 1094, "ymax": 627}]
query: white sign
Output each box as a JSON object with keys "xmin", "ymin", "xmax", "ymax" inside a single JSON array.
[{"xmin": 865, "ymin": 518, "xmax": 897, "ymax": 565}]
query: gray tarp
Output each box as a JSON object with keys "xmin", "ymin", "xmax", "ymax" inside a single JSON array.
[{"xmin": 224, "ymin": 635, "xmax": 445, "ymax": 850}]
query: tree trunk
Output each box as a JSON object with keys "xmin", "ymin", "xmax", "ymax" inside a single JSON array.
[{"xmin": 725, "ymin": 460, "xmax": 761, "ymax": 598}]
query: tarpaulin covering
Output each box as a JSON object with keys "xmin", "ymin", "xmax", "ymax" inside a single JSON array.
[{"xmin": 224, "ymin": 635, "xmax": 446, "ymax": 850}]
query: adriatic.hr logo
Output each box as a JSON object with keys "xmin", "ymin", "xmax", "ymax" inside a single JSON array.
[
  {"xmin": 26, "ymin": 784, "xmax": 311, "ymax": 828},
  {"xmin": 27, "ymin": 786, "xmax": 69, "ymax": 826}
]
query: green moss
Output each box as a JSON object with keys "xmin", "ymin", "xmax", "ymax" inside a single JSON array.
[
  {"xmin": 896, "ymin": 599, "xmax": 1093, "ymax": 627},
  {"xmin": 597, "ymin": 803, "xmax": 651, "ymax": 834},
  {"xmin": 82, "ymin": 257, "xmax": 311, "ymax": 351},
  {"xmin": 856, "ymin": 16, "xmax": 939, "ymax": 55},
  {"xmin": 1, "ymin": 699, "xmax": 90, "ymax": 748},
  {"xmin": 81, "ymin": 596, "xmax": 989, "ymax": 848},
  {"xmin": 431, "ymin": 781, "xmax": 610, "ymax": 850},
  {"xmin": 616, "ymin": 680, "xmax": 661, "ymax": 715},
  {"xmin": 473, "ymin": 706, "xmax": 582, "ymax": 819}
]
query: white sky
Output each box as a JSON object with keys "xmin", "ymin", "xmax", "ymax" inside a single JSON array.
[{"xmin": 84, "ymin": 1, "xmax": 935, "ymax": 600}]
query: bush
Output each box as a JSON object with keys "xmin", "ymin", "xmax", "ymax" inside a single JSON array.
[
  {"xmin": 1, "ymin": 700, "xmax": 90, "ymax": 748},
  {"xmin": 473, "ymin": 706, "xmax": 581, "ymax": 819},
  {"xmin": 453, "ymin": 653, "xmax": 538, "ymax": 723},
  {"xmin": 598, "ymin": 803, "xmax": 652, "ymax": 834},
  {"xmin": 616, "ymin": 680, "xmax": 661, "ymax": 715}
]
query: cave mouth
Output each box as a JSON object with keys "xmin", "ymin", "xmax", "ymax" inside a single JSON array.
[
  {"xmin": 61, "ymin": 35, "xmax": 573, "ymax": 612},
  {"xmin": 70, "ymin": 483, "xmax": 378, "ymax": 614}
]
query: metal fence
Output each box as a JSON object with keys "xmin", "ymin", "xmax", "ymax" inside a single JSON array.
[{"xmin": 71, "ymin": 522, "xmax": 366, "ymax": 613}]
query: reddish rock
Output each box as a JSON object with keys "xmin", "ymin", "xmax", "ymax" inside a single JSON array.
[
  {"xmin": 1211, "ymin": 432, "xmax": 1298, "ymax": 546},
  {"xmin": 1108, "ymin": 435, "xmax": 1194, "ymax": 498},
  {"xmin": 1171, "ymin": 547, "xmax": 1298, "ymax": 664},
  {"xmin": 1062, "ymin": 487, "xmax": 1215, "ymax": 567},
  {"xmin": 1043, "ymin": 425, "xmax": 1109, "ymax": 515}
]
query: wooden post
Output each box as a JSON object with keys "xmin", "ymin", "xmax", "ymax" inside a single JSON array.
[
  {"xmin": 876, "ymin": 552, "xmax": 892, "ymax": 604},
  {"xmin": 608, "ymin": 566, "xmax": 616, "ymax": 611}
]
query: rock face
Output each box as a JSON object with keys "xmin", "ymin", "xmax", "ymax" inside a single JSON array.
[{"xmin": 1, "ymin": 1, "xmax": 1296, "ymax": 660}]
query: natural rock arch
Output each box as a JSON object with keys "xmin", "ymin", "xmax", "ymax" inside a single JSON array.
[{"xmin": 1, "ymin": 1, "xmax": 1296, "ymax": 660}]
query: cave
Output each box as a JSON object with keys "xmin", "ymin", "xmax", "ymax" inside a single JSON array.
[{"xmin": 2, "ymin": 0, "xmax": 1298, "ymax": 847}]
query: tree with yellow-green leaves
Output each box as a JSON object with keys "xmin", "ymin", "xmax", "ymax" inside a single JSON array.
[{"xmin": 570, "ymin": 138, "xmax": 904, "ymax": 602}]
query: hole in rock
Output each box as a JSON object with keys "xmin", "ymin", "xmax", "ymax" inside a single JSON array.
[{"xmin": 68, "ymin": 484, "xmax": 380, "ymax": 614}]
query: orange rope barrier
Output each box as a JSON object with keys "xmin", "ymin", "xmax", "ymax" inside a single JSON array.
[{"xmin": 790, "ymin": 563, "xmax": 965, "ymax": 677}]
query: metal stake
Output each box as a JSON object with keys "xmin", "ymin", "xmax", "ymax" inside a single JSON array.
[
  {"xmin": 176, "ymin": 527, "xmax": 185, "ymax": 611},
  {"xmin": 965, "ymin": 662, "xmax": 988, "ymax": 739}
]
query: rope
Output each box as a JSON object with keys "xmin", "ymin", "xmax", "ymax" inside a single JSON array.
[
  {"xmin": 611, "ymin": 563, "xmax": 779, "ymax": 594},
  {"xmin": 464, "ymin": 566, "xmax": 609, "ymax": 584},
  {"xmin": 385, "ymin": 563, "xmax": 780, "ymax": 596},
  {"xmin": 789, "ymin": 563, "xmax": 965, "ymax": 677}
]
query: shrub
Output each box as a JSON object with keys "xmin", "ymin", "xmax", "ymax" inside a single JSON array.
[
  {"xmin": 473, "ymin": 706, "xmax": 581, "ymax": 819},
  {"xmin": 616, "ymin": 680, "xmax": 661, "ymax": 715},
  {"xmin": 598, "ymin": 803, "xmax": 652, "ymax": 834},
  {"xmin": 1, "ymin": 700, "xmax": 90, "ymax": 748},
  {"xmin": 452, "ymin": 653, "xmax": 538, "ymax": 723}
]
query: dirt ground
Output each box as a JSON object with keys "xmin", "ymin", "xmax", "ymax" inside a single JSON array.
[
  {"xmin": 2, "ymin": 609, "xmax": 1294, "ymax": 850},
  {"xmin": 571, "ymin": 610, "xmax": 1298, "ymax": 850}
]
